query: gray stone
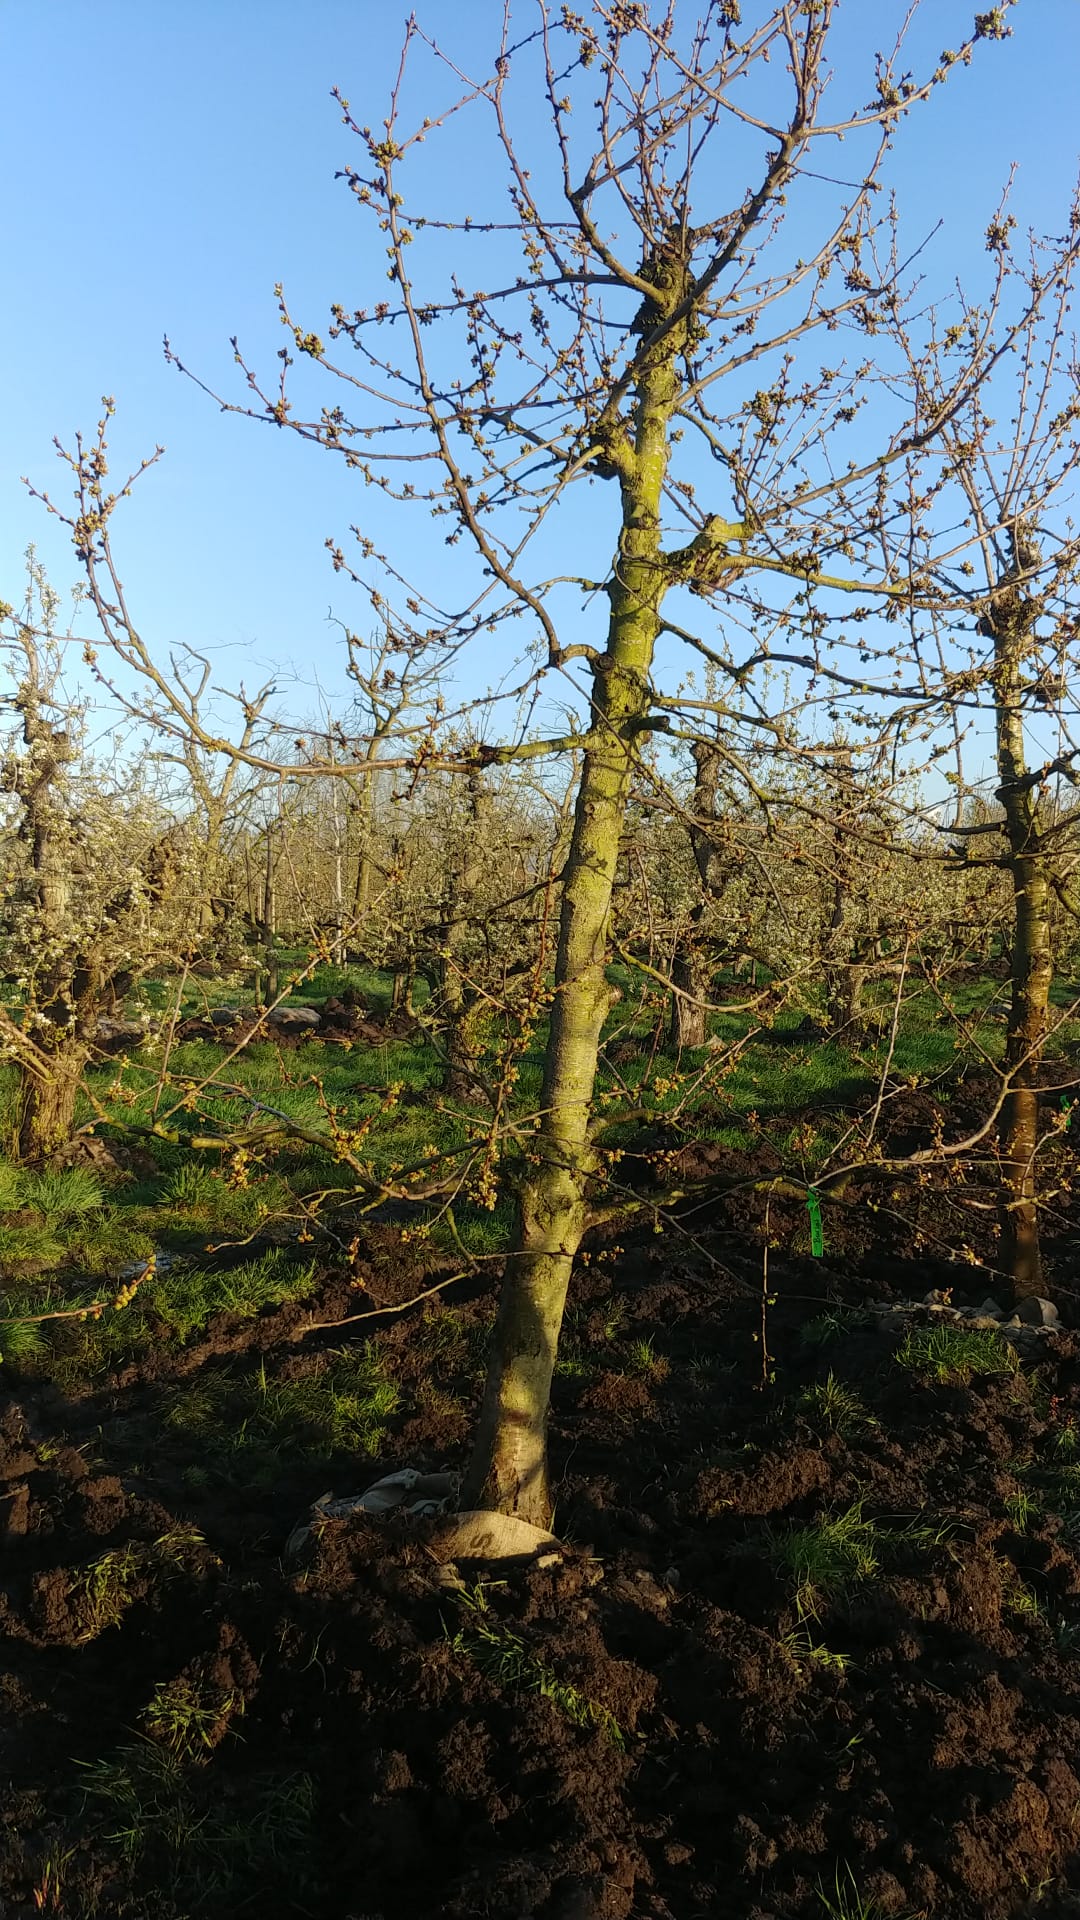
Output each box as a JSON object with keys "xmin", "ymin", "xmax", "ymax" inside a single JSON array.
[
  {"xmin": 1016, "ymin": 1296, "xmax": 1061, "ymax": 1328},
  {"xmin": 975, "ymin": 1296, "xmax": 1004, "ymax": 1320},
  {"xmin": 267, "ymin": 1004, "xmax": 321, "ymax": 1029},
  {"xmin": 93, "ymin": 1018, "xmax": 151, "ymax": 1050},
  {"xmin": 209, "ymin": 1006, "xmax": 241, "ymax": 1026}
]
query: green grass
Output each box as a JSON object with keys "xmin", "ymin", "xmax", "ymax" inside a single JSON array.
[
  {"xmin": 767, "ymin": 1503, "xmax": 882, "ymax": 1621},
  {"xmin": 163, "ymin": 1346, "xmax": 399, "ymax": 1482},
  {"xmin": 816, "ymin": 1864, "xmax": 916, "ymax": 1920},
  {"xmin": 799, "ymin": 1309, "xmax": 873, "ymax": 1347},
  {"xmin": 79, "ymin": 1742, "xmax": 316, "ymax": 1902},
  {"xmin": 782, "ymin": 1632, "xmax": 853, "ymax": 1676},
  {"xmin": 140, "ymin": 1676, "xmax": 244, "ymax": 1762},
  {"xmin": 799, "ymin": 1372, "xmax": 879, "ymax": 1438},
  {"xmin": 450, "ymin": 1585, "xmax": 625, "ymax": 1748},
  {"xmin": 1003, "ymin": 1486, "xmax": 1041, "ymax": 1533},
  {"xmin": 148, "ymin": 1249, "xmax": 320, "ymax": 1343},
  {"xmin": 0, "ymin": 952, "xmax": 1051, "ymax": 1407},
  {"xmin": 0, "ymin": 1315, "xmax": 47, "ymax": 1364},
  {"xmin": 70, "ymin": 1527, "xmax": 207, "ymax": 1640},
  {"xmin": 896, "ymin": 1323, "xmax": 1019, "ymax": 1384},
  {"xmin": 767, "ymin": 1504, "xmax": 958, "ymax": 1622}
]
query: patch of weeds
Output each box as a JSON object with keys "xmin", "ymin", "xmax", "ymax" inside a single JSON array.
[
  {"xmin": 71, "ymin": 1526, "xmax": 207, "ymax": 1640},
  {"xmin": 67, "ymin": 1217, "xmax": 156, "ymax": 1277},
  {"xmin": 768, "ymin": 1503, "xmax": 881, "ymax": 1620},
  {"xmin": 161, "ymin": 1161, "xmax": 225, "ymax": 1210},
  {"xmin": 889, "ymin": 1513, "xmax": 961, "ymax": 1556},
  {"xmin": 816, "ymin": 1863, "xmax": 914, "ymax": 1919},
  {"xmin": 799, "ymin": 1372, "xmax": 879, "ymax": 1438},
  {"xmin": 553, "ymin": 1342, "xmax": 593, "ymax": 1382},
  {"xmin": 625, "ymin": 1335, "xmax": 669, "ymax": 1381},
  {"xmin": 29, "ymin": 1839, "xmax": 78, "ymax": 1915},
  {"xmin": 0, "ymin": 1220, "xmax": 66, "ymax": 1271},
  {"xmin": 597, "ymin": 1299, "xmax": 627, "ymax": 1341},
  {"xmin": 896, "ymin": 1322, "xmax": 1019, "ymax": 1385},
  {"xmin": 687, "ymin": 1349, "xmax": 737, "ymax": 1391},
  {"xmin": 80, "ymin": 1741, "xmax": 315, "ymax": 1900},
  {"xmin": 1004, "ymin": 1487, "xmax": 1041, "ymax": 1533},
  {"xmin": 1000, "ymin": 1562, "xmax": 1043, "ymax": 1623},
  {"xmin": 782, "ymin": 1632, "xmax": 853, "ymax": 1676},
  {"xmin": 183, "ymin": 1768, "xmax": 318, "ymax": 1904},
  {"xmin": 414, "ymin": 1378, "xmax": 469, "ymax": 1427},
  {"xmin": 140, "ymin": 1676, "xmax": 244, "ymax": 1762},
  {"xmin": 416, "ymin": 1304, "xmax": 493, "ymax": 1380},
  {"xmin": 150, "ymin": 1249, "xmax": 319, "ymax": 1343},
  {"xmin": 29, "ymin": 1168, "xmax": 106, "ymax": 1222},
  {"xmin": 1014, "ymin": 1451, "xmax": 1080, "ymax": 1542},
  {"xmin": 246, "ymin": 1352, "xmax": 398, "ymax": 1454},
  {"xmin": 799, "ymin": 1308, "xmax": 872, "ymax": 1348},
  {"xmin": 0, "ymin": 1316, "xmax": 47, "ymax": 1365},
  {"xmin": 78, "ymin": 1751, "xmax": 190, "ymax": 1866},
  {"xmin": 165, "ymin": 1347, "xmax": 398, "ymax": 1479},
  {"xmin": 450, "ymin": 1585, "xmax": 624, "ymax": 1748}
]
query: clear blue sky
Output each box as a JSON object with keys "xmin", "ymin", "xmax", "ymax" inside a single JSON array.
[{"xmin": 2, "ymin": 1, "xmax": 1077, "ymax": 727}]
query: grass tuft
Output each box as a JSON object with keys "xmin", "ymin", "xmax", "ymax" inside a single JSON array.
[
  {"xmin": 80, "ymin": 1741, "xmax": 315, "ymax": 1897},
  {"xmin": 816, "ymin": 1864, "xmax": 915, "ymax": 1919},
  {"xmin": 71, "ymin": 1526, "xmax": 207, "ymax": 1640},
  {"xmin": 799, "ymin": 1309, "xmax": 872, "ymax": 1348},
  {"xmin": 782, "ymin": 1632, "xmax": 853, "ymax": 1676},
  {"xmin": 140, "ymin": 1675, "xmax": 244, "ymax": 1762},
  {"xmin": 768, "ymin": 1503, "xmax": 881, "ymax": 1621},
  {"xmin": 799, "ymin": 1372, "xmax": 878, "ymax": 1438},
  {"xmin": 164, "ymin": 1346, "xmax": 399, "ymax": 1481},
  {"xmin": 450, "ymin": 1585, "xmax": 625, "ymax": 1748},
  {"xmin": 0, "ymin": 1316, "xmax": 47, "ymax": 1364},
  {"xmin": 896, "ymin": 1322, "xmax": 1019, "ymax": 1385}
]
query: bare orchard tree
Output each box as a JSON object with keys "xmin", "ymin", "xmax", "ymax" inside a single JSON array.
[
  {"xmin": 890, "ymin": 208, "xmax": 1080, "ymax": 1301},
  {"xmin": 60, "ymin": 4, "xmax": 1026, "ymax": 1521},
  {"xmin": 0, "ymin": 562, "xmax": 207, "ymax": 1158}
]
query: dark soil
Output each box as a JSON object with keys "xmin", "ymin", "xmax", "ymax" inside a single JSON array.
[{"xmin": 3, "ymin": 1146, "xmax": 1080, "ymax": 1917}]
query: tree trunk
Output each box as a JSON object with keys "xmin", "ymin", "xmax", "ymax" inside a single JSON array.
[
  {"xmin": 998, "ymin": 801, "xmax": 1052, "ymax": 1301},
  {"xmin": 669, "ymin": 944, "xmax": 709, "ymax": 1050},
  {"xmin": 437, "ymin": 771, "xmax": 486, "ymax": 1099},
  {"xmin": 826, "ymin": 960, "xmax": 867, "ymax": 1039},
  {"xmin": 15, "ymin": 1046, "xmax": 88, "ymax": 1162},
  {"xmin": 991, "ymin": 563, "xmax": 1054, "ymax": 1303},
  {"xmin": 464, "ymin": 267, "xmax": 687, "ymax": 1522},
  {"xmin": 444, "ymin": 1000, "xmax": 483, "ymax": 1101},
  {"xmin": 669, "ymin": 741, "xmax": 728, "ymax": 1051}
]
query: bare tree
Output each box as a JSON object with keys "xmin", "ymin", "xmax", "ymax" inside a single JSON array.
[
  {"xmin": 0, "ymin": 562, "xmax": 207, "ymax": 1158},
  {"xmin": 882, "ymin": 207, "xmax": 1080, "ymax": 1301},
  {"xmin": 51, "ymin": 3, "xmax": 1030, "ymax": 1521}
]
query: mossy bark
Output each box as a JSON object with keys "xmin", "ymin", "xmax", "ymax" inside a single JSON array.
[
  {"xmin": 669, "ymin": 948, "xmax": 709, "ymax": 1050},
  {"xmin": 15, "ymin": 1045, "xmax": 89, "ymax": 1163},
  {"xmin": 464, "ymin": 262, "xmax": 689, "ymax": 1523}
]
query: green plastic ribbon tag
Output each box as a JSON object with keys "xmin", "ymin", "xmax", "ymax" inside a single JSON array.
[{"xmin": 806, "ymin": 1187, "xmax": 824, "ymax": 1258}]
